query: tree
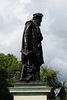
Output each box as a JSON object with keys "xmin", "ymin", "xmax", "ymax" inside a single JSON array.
[
  {"xmin": 0, "ymin": 53, "xmax": 22, "ymax": 100},
  {"xmin": 58, "ymin": 81, "xmax": 67, "ymax": 100},
  {"xmin": 0, "ymin": 67, "xmax": 13, "ymax": 100},
  {"xmin": 40, "ymin": 66, "xmax": 61, "ymax": 100},
  {"xmin": 0, "ymin": 53, "xmax": 22, "ymax": 86},
  {"xmin": 40, "ymin": 66, "xmax": 61, "ymax": 88}
]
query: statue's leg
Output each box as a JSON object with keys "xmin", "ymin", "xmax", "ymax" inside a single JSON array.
[{"xmin": 34, "ymin": 67, "xmax": 40, "ymax": 80}]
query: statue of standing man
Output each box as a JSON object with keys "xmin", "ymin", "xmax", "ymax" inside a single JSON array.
[{"xmin": 20, "ymin": 13, "xmax": 44, "ymax": 82}]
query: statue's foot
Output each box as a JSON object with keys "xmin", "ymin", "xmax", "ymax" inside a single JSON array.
[{"xmin": 25, "ymin": 75, "xmax": 32, "ymax": 83}]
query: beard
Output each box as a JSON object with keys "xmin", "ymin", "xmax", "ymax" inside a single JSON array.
[{"xmin": 38, "ymin": 22, "xmax": 41, "ymax": 26}]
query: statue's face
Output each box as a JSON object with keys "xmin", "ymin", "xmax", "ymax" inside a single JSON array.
[{"xmin": 36, "ymin": 18, "xmax": 42, "ymax": 26}]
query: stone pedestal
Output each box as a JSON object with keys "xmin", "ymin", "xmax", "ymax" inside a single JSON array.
[{"xmin": 9, "ymin": 81, "xmax": 51, "ymax": 100}]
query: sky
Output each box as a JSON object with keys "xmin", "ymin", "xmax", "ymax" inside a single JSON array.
[{"xmin": 0, "ymin": 0, "xmax": 67, "ymax": 82}]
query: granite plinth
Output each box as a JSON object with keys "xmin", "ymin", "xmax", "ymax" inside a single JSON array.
[
  {"xmin": 14, "ymin": 80, "xmax": 46, "ymax": 86},
  {"xmin": 8, "ymin": 81, "xmax": 51, "ymax": 100},
  {"xmin": 14, "ymin": 95, "xmax": 47, "ymax": 100}
]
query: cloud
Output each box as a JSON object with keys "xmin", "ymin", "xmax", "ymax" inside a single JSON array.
[
  {"xmin": 0, "ymin": 25, "xmax": 23, "ymax": 56},
  {"xmin": 46, "ymin": 0, "xmax": 67, "ymax": 38},
  {"xmin": 19, "ymin": 0, "xmax": 31, "ymax": 3},
  {"xmin": 0, "ymin": 0, "xmax": 31, "ymax": 34}
]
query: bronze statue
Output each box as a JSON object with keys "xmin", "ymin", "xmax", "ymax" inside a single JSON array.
[{"xmin": 20, "ymin": 13, "xmax": 44, "ymax": 82}]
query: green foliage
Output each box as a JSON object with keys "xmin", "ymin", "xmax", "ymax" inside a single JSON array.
[
  {"xmin": 0, "ymin": 53, "xmax": 22, "ymax": 100},
  {"xmin": 40, "ymin": 66, "xmax": 61, "ymax": 88},
  {"xmin": 0, "ymin": 67, "xmax": 13, "ymax": 100},
  {"xmin": 0, "ymin": 86, "xmax": 13, "ymax": 100},
  {"xmin": 0, "ymin": 53, "xmax": 22, "ymax": 86},
  {"xmin": 40, "ymin": 66, "xmax": 61, "ymax": 100},
  {"xmin": 0, "ymin": 67, "xmax": 8, "ymax": 87},
  {"xmin": 58, "ymin": 81, "xmax": 67, "ymax": 100}
]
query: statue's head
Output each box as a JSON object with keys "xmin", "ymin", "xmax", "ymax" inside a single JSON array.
[{"xmin": 33, "ymin": 13, "xmax": 43, "ymax": 26}]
